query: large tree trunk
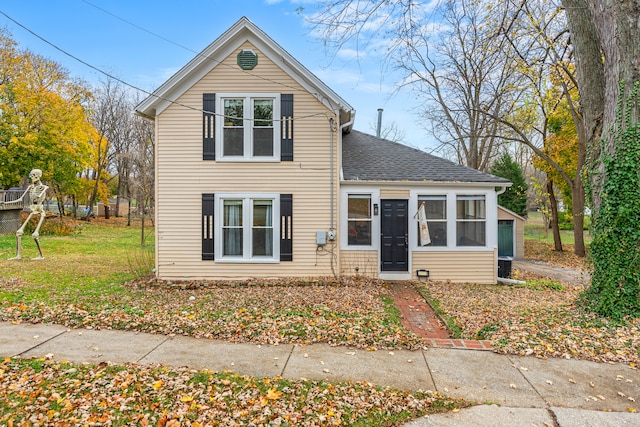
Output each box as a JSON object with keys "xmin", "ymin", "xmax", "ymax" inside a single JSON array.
[
  {"xmin": 564, "ymin": 0, "xmax": 640, "ymax": 206},
  {"xmin": 591, "ymin": 0, "xmax": 640, "ymax": 157},
  {"xmin": 562, "ymin": 0, "xmax": 640, "ymax": 317},
  {"xmin": 547, "ymin": 179, "xmax": 563, "ymax": 252},
  {"xmin": 571, "ymin": 179, "xmax": 586, "ymax": 257},
  {"xmin": 561, "ymin": 0, "xmax": 605, "ymax": 201}
]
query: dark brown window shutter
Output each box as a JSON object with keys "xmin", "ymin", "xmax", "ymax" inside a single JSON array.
[
  {"xmin": 203, "ymin": 94, "xmax": 215, "ymax": 160},
  {"xmin": 202, "ymin": 193, "xmax": 215, "ymax": 260},
  {"xmin": 281, "ymin": 94, "xmax": 293, "ymax": 161},
  {"xmin": 280, "ymin": 194, "xmax": 293, "ymax": 261}
]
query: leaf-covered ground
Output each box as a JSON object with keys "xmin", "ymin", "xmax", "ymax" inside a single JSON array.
[
  {"xmin": 524, "ymin": 240, "xmax": 588, "ymax": 270},
  {"xmin": 423, "ymin": 272, "xmax": 640, "ymax": 365},
  {"xmin": 1, "ymin": 277, "xmax": 425, "ymax": 351},
  {"xmin": 0, "ymin": 357, "xmax": 465, "ymax": 426}
]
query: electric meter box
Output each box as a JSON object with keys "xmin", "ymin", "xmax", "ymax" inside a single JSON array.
[{"xmin": 316, "ymin": 231, "xmax": 327, "ymax": 245}]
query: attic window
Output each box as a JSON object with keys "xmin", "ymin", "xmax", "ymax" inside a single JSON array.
[{"xmin": 237, "ymin": 49, "xmax": 258, "ymax": 70}]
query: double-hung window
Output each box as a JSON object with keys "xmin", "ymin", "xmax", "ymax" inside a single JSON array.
[
  {"xmin": 456, "ymin": 195, "xmax": 486, "ymax": 246},
  {"xmin": 219, "ymin": 93, "xmax": 280, "ymax": 160},
  {"xmin": 347, "ymin": 194, "xmax": 372, "ymax": 246},
  {"xmin": 217, "ymin": 194, "xmax": 279, "ymax": 261},
  {"xmin": 417, "ymin": 195, "xmax": 447, "ymax": 246}
]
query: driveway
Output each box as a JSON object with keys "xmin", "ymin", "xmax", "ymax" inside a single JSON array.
[{"xmin": 512, "ymin": 259, "xmax": 591, "ymax": 285}]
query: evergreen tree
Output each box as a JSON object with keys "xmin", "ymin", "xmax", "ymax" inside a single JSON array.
[{"xmin": 490, "ymin": 153, "xmax": 528, "ymax": 217}]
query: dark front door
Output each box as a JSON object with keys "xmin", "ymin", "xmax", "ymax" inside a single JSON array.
[{"xmin": 381, "ymin": 199, "xmax": 409, "ymax": 271}]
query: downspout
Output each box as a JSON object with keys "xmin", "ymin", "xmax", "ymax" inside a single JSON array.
[
  {"xmin": 329, "ymin": 118, "xmax": 335, "ymax": 233},
  {"xmin": 327, "ymin": 112, "xmax": 354, "ymax": 278},
  {"xmin": 496, "ymin": 185, "xmax": 508, "ymax": 196},
  {"xmin": 335, "ymin": 111, "xmax": 355, "ymax": 233}
]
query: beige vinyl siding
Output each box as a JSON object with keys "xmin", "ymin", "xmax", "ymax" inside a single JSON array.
[
  {"xmin": 412, "ymin": 250, "xmax": 497, "ymax": 284},
  {"xmin": 498, "ymin": 207, "xmax": 525, "ymax": 258},
  {"xmin": 380, "ymin": 189, "xmax": 410, "ymax": 199},
  {"xmin": 155, "ymin": 42, "xmax": 340, "ymax": 280},
  {"xmin": 340, "ymin": 250, "xmax": 378, "ymax": 277}
]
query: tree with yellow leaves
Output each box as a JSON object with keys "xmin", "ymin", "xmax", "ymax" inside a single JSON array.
[{"xmin": 0, "ymin": 28, "xmax": 97, "ymax": 215}]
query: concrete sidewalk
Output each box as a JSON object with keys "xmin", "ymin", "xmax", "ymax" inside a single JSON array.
[{"xmin": 1, "ymin": 321, "xmax": 638, "ymax": 426}]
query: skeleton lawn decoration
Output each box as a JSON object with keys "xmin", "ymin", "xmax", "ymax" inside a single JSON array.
[{"xmin": 0, "ymin": 169, "xmax": 49, "ymax": 260}]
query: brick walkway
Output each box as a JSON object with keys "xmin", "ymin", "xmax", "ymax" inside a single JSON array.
[{"xmin": 388, "ymin": 281, "xmax": 493, "ymax": 351}]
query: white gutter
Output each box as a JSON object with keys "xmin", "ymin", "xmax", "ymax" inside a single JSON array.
[{"xmin": 340, "ymin": 110, "xmax": 355, "ymax": 133}]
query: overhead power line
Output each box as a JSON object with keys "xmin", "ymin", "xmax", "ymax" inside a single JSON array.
[
  {"xmin": 80, "ymin": 0, "xmax": 305, "ymax": 93},
  {"xmin": 0, "ymin": 9, "xmax": 328, "ymax": 123}
]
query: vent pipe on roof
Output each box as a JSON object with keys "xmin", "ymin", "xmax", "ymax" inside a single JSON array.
[{"xmin": 376, "ymin": 108, "xmax": 383, "ymax": 138}]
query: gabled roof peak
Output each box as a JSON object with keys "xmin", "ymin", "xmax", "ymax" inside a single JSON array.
[{"xmin": 136, "ymin": 17, "xmax": 354, "ymax": 128}]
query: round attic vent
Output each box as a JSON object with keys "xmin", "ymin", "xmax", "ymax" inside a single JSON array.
[{"xmin": 237, "ymin": 49, "xmax": 258, "ymax": 70}]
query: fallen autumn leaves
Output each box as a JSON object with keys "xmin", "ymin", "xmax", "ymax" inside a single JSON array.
[
  {"xmin": 423, "ymin": 273, "xmax": 640, "ymax": 365},
  {"xmin": 2, "ymin": 270, "xmax": 639, "ymax": 365},
  {"xmin": 1, "ymin": 277, "xmax": 425, "ymax": 351},
  {"xmin": 0, "ymin": 357, "xmax": 465, "ymax": 426}
]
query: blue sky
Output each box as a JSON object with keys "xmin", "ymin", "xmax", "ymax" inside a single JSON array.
[{"xmin": 0, "ymin": 0, "xmax": 433, "ymax": 148}]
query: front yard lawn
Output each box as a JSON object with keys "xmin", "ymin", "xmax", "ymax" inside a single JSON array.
[
  {"xmin": 1, "ymin": 220, "xmax": 638, "ymax": 364},
  {"xmin": 423, "ymin": 277, "xmax": 640, "ymax": 365},
  {"xmin": 0, "ymin": 219, "xmax": 422, "ymax": 350}
]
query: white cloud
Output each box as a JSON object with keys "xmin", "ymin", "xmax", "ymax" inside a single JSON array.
[
  {"xmin": 314, "ymin": 67, "xmax": 395, "ymax": 95},
  {"xmin": 336, "ymin": 48, "xmax": 363, "ymax": 61},
  {"xmin": 134, "ymin": 66, "xmax": 181, "ymax": 91}
]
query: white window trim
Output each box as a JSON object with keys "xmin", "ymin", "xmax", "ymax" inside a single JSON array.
[
  {"xmin": 346, "ymin": 193, "xmax": 374, "ymax": 248},
  {"xmin": 456, "ymin": 194, "xmax": 487, "ymax": 247},
  {"xmin": 411, "ymin": 190, "xmax": 494, "ymax": 251},
  {"xmin": 214, "ymin": 193, "xmax": 280, "ymax": 263},
  {"xmin": 340, "ymin": 189, "xmax": 379, "ymax": 250},
  {"xmin": 216, "ymin": 93, "xmax": 281, "ymax": 162},
  {"xmin": 417, "ymin": 195, "xmax": 448, "ymax": 247}
]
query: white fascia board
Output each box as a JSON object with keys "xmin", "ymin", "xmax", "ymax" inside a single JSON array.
[
  {"xmin": 135, "ymin": 17, "xmax": 354, "ymax": 123},
  {"xmin": 136, "ymin": 19, "xmax": 252, "ymax": 118}
]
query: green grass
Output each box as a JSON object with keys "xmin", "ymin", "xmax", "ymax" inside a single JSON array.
[
  {"xmin": 524, "ymin": 211, "xmax": 592, "ymax": 245},
  {"xmin": 0, "ymin": 219, "xmax": 154, "ymax": 303}
]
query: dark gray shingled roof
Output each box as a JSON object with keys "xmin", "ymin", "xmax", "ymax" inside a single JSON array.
[{"xmin": 342, "ymin": 130, "xmax": 510, "ymax": 184}]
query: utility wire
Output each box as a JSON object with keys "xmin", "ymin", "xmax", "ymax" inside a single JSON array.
[
  {"xmin": 80, "ymin": 0, "xmax": 307, "ymax": 94},
  {"xmin": 0, "ymin": 10, "xmax": 193, "ymax": 112},
  {"xmin": 80, "ymin": 0, "xmax": 200, "ymax": 56},
  {"xmin": 0, "ymin": 9, "xmax": 329, "ymax": 123}
]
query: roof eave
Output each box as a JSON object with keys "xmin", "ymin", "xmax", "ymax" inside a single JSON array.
[
  {"xmin": 341, "ymin": 179, "xmax": 513, "ymax": 187},
  {"xmin": 134, "ymin": 17, "xmax": 354, "ymax": 122}
]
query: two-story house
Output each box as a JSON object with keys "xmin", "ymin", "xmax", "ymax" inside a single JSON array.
[{"xmin": 136, "ymin": 17, "xmax": 510, "ymax": 284}]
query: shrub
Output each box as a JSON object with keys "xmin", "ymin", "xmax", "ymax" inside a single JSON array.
[{"xmin": 19, "ymin": 213, "xmax": 78, "ymax": 236}]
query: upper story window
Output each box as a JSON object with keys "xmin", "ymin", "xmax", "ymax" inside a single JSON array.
[
  {"xmin": 456, "ymin": 195, "xmax": 486, "ymax": 246},
  {"xmin": 348, "ymin": 194, "xmax": 372, "ymax": 246},
  {"xmin": 418, "ymin": 195, "xmax": 447, "ymax": 246},
  {"xmin": 218, "ymin": 93, "xmax": 280, "ymax": 161}
]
